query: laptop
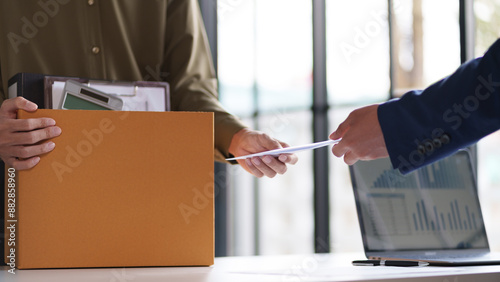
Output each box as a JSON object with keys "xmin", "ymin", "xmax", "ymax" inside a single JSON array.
[{"xmin": 349, "ymin": 149, "xmax": 500, "ymax": 266}]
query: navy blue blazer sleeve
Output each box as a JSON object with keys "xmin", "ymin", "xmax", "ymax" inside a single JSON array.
[{"xmin": 378, "ymin": 38, "xmax": 500, "ymax": 174}]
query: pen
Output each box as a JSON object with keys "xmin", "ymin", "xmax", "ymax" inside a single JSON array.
[{"xmin": 352, "ymin": 260, "xmax": 429, "ymax": 267}]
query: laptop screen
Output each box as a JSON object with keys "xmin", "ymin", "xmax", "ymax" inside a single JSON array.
[{"xmin": 350, "ymin": 150, "xmax": 489, "ymax": 252}]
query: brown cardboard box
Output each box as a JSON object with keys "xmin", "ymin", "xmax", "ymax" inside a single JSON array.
[{"xmin": 5, "ymin": 109, "xmax": 214, "ymax": 269}]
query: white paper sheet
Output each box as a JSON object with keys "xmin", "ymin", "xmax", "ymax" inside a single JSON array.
[{"xmin": 225, "ymin": 139, "xmax": 340, "ymax": 161}]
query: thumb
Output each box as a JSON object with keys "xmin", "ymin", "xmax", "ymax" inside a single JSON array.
[
  {"xmin": 0, "ymin": 97, "xmax": 38, "ymax": 117},
  {"xmin": 259, "ymin": 134, "xmax": 283, "ymax": 151},
  {"xmin": 330, "ymin": 122, "xmax": 349, "ymax": 140}
]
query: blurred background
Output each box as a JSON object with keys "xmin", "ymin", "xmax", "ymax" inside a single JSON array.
[{"xmin": 198, "ymin": 0, "xmax": 500, "ymax": 256}]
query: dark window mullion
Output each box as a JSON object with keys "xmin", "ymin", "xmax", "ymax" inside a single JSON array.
[
  {"xmin": 459, "ymin": 0, "xmax": 478, "ymax": 178},
  {"xmin": 312, "ymin": 0, "xmax": 330, "ymax": 254},
  {"xmin": 198, "ymin": 0, "xmax": 229, "ymax": 257},
  {"xmin": 388, "ymin": 0, "xmax": 395, "ymax": 99},
  {"xmin": 459, "ymin": 0, "xmax": 475, "ymax": 64}
]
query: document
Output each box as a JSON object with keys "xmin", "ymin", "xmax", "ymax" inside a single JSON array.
[{"xmin": 226, "ymin": 139, "xmax": 340, "ymax": 161}]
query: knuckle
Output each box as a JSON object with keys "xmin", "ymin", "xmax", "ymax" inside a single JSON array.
[
  {"xmin": 42, "ymin": 127, "xmax": 53, "ymax": 139},
  {"xmin": 269, "ymin": 138, "xmax": 280, "ymax": 145},
  {"xmin": 5, "ymin": 158, "xmax": 16, "ymax": 167},
  {"xmin": 41, "ymin": 118, "xmax": 55, "ymax": 128},
  {"xmin": 280, "ymin": 142, "xmax": 290, "ymax": 148},
  {"xmin": 17, "ymin": 96, "xmax": 28, "ymax": 105},
  {"xmin": 16, "ymin": 147, "xmax": 31, "ymax": 159},
  {"xmin": 0, "ymin": 136, "xmax": 13, "ymax": 147},
  {"xmin": 12, "ymin": 97, "xmax": 28, "ymax": 109},
  {"xmin": 0, "ymin": 119, "xmax": 17, "ymax": 133},
  {"xmin": 331, "ymin": 148, "xmax": 343, "ymax": 158},
  {"xmin": 26, "ymin": 119, "xmax": 39, "ymax": 131},
  {"xmin": 26, "ymin": 133, "xmax": 38, "ymax": 144},
  {"xmin": 10, "ymin": 119, "xmax": 27, "ymax": 132},
  {"xmin": 18, "ymin": 120, "xmax": 31, "ymax": 131},
  {"xmin": 11, "ymin": 160, "xmax": 23, "ymax": 171},
  {"xmin": 28, "ymin": 157, "xmax": 39, "ymax": 167},
  {"xmin": 14, "ymin": 96, "xmax": 26, "ymax": 102}
]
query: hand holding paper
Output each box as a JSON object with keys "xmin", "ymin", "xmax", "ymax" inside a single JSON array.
[
  {"xmin": 226, "ymin": 139, "xmax": 341, "ymax": 161},
  {"xmin": 228, "ymin": 128, "xmax": 341, "ymax": 178},
  {"xmin": 228, "ymin": 129, "xmax": 299, "ymax": 178},
  {"xmin": 330, "ymin": 104, "xmax": 388, "ymax": 165}
]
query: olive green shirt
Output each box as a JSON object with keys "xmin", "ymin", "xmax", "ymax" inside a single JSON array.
[{"xmin": 0, "ymin": 0, "xmax": 246, "ymax": 162}]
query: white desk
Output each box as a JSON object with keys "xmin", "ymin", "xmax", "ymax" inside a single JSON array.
[{"xmin": 2, "ymin": 253, "xmax": 500, "ymax": 282}]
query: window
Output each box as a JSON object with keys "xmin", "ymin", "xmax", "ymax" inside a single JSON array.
[
  {"xmin": 327, "ymin": 0, "xmax": 461, "ymax": 253},
  {"xmin": 210, "ymin": 0, "xmax": 484, "ymax": 256},
  {"xmin": 218, "ymin": 0, "xmax": 314, "ymax": 255},
  {"xmin": 474, "ymin": 0, "xmax": 500, "ymax": 252}
]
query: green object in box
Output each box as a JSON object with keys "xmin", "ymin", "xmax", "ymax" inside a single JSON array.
[{"xmin": 63, "ymin": 93, "xmax": 111, "ymax": 111}]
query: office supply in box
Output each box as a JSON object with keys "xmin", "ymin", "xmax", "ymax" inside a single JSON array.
[
  {"xmin": 60, "ymin": 80, "xmax": 124, "ymax": 111},
  {"xmin": 7, "ymin": 73, "xmax": 47, "ymax": 108},
  {"xmin": 44, "ymin": 76, "xmax": 170, "ymax": 111},
  {"xmin": 7, "ymin": 73, "xmax": 170, "ymax": 111}
]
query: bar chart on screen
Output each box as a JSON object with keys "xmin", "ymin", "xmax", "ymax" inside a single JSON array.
[
  {"xmin": 364, "ymin": 193, "xmax": 412, "ymax": 236},
  {"xmin": 412, "ymin": 199, "xmax": 480, "ymax": 233},
  {"xmin": 370, "ymin": 159, "xmax": 467, "ymax": 190},
  {"xmin": 360, "ymin": 155, "xmax": 484, "ymax": 243},
  {"xmin": 353, "ymin": 151, "xmax": 490, "ymax": 250},
  {"xmin": 362, "ymin": 192, "xmax": 485, "ymax": 249}
]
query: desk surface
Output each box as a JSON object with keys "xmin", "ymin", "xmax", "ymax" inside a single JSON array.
[{"xmin": 2, "ymin": 253, "xmax": 500, "ymax": 282}]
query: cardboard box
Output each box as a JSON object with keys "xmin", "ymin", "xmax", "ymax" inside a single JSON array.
[{"xmin": 5, "ymin": 109, "xmax": 214, "ymax": 269}]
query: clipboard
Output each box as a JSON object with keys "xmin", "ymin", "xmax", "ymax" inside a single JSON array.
[{"xmin": 44, "ymin": 76, "xmax": 170, "ymax": 111}]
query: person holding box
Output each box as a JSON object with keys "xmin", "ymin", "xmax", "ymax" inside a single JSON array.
[{"xmin": 0, "ymin": 0, "xmax": 297, "ymax": 178}]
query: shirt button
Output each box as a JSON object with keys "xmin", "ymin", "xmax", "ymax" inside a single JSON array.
[
  {"xmin": 417, "ymin": 144, "xmax": 426, "ymax": 155},
  {"xmin": 432, "ymin": 138, "xmax": 442, "ymax": 149},
  {"xmin": 91, "ymin": 46, "xmax": 100, "ymax": 54},
  {"xmin": 88, "ymin": 0, "xmax": 95, "ymax": 6},
  {"xmin": 423, "ymin": 140, "xmax": 434, "ymax": 153},
  {"xmin": 440, "ymin": 134, "xmax": 451, "ymax": 144}
]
